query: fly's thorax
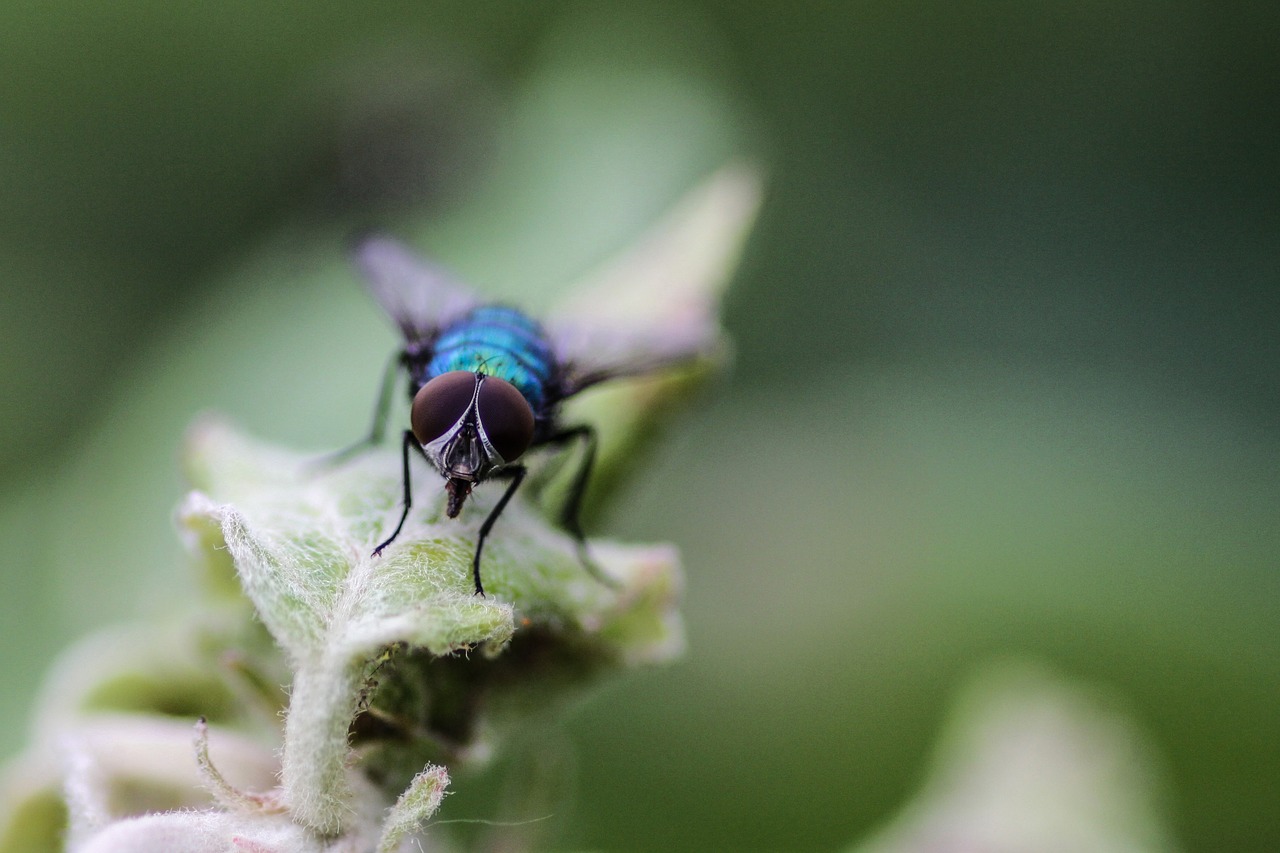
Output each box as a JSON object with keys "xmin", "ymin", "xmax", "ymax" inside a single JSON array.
[
  {"xmin": 426, "ymin": 306, "xmax": 556, "ymax": 412},
  {"xmin": 411, "ymin": 371, "xmax": 536, "ymax": 483}
]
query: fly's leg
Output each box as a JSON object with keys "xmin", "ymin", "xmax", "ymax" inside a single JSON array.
[
  {"xmin": 543, "ymin": 425, "xmax": 620, "ymax": 589},
  {"xmin": 317, "ymin": 350, "xmax": 406, "ymax": 469},
  {"xmin": 373, "ymin": 430, "xmax": 425, "ymax": 556},
  {"xmin": 472, "ymin": 465, "xmax": 527, "ymax": 597}
]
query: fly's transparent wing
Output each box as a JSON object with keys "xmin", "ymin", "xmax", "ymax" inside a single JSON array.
[
  {"xmin": 352, "ymin": 235, "xmax": 480, "ymax": 344},
  {"xmin": 548, "ymin": 164, "xmax": 762, "ymax": 396},
  {"xmin": 550, "ymin": 311, "xmax": 721, "ymax": 395}
]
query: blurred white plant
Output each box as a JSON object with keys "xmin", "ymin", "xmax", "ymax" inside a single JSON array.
[{"xmin": 853, "ymin": 663, "xmax": 1178, "ymax": 853}]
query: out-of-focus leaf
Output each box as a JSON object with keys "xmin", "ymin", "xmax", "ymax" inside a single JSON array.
[{"xmin": 852, "ymin": 662, "xmax": 1176, "ymax": 853}]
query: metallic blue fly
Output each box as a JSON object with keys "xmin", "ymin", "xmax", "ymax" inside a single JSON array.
[{"xmin": 343, "ymin": 235, "xmax": 712, "ymax": 596}]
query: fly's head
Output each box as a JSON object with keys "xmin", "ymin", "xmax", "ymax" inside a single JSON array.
[{"xmin": 411, "ymin": 371, "xmax": 535, "ymax": 516}]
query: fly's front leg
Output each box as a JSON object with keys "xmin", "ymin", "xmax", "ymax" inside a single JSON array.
[
  {"xmin": 373, "ymin": 430, "xmax": 425, "ymax": 556},
  {"xmin": 472, "ymin": 465, "xmax": 527, "ymax": 597},
  {"xmin": 543, "ymin": 425, "xmax": 620, "ymax": 589}
]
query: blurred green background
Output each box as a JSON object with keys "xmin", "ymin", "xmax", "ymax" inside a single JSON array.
[{"xmin": 1, "ymin": 2, "xmax": 1276, "ymax": 850}]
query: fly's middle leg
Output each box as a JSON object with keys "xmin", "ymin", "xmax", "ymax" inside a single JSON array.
[
  {"xmin": 543, "ymin": 425, "xmax": 620, "ymax": 589},
  {"xmin": 317, "ymin": 350, "xmax": 407, "ymax": 470}
]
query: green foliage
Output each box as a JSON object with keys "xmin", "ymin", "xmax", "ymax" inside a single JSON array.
[
  {"xmin": 2, "ymin": 4, "xmax": 1277, "ymax": 850},
  {"xmin": 0, "ymin": 164, "xmax": 759, "ymax": 851}
]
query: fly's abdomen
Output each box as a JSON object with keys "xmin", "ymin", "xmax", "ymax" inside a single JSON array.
[{"xmin": 427, "ymin": 306, "xmax": 556, "ymax": 410}]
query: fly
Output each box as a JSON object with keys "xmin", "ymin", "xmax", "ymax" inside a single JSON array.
[{"xmin": 338, "ymin": 235, "xmax": 713, "ymax": 597}]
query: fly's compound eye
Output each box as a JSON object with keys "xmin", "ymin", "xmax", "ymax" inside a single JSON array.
[
  {"xmin": 411, "ymin": 371, "xmax": 478, "ymax": 446},
  {"xmin": 476, "ymin": 376, "xmax": 535, "ymax": 462}
]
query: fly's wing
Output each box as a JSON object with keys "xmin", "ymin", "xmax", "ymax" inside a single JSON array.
[
  {"xmin": 549, "ymin": 308, "xmax": 721, "ymax": 396},
  {"xmin": 547, "ymin": 164, "xmax": 761, "ymax": 396},
  {"xmin": 352, "ymin": 235, "xmax": 480, "ymax": 344}
]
